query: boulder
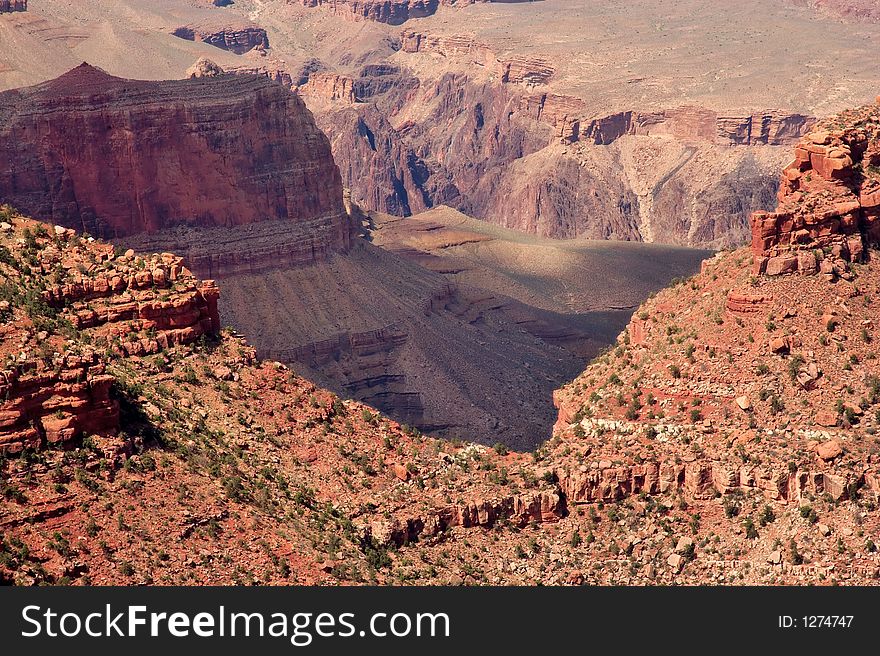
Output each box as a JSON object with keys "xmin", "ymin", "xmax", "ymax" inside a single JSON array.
[{"xmin": 816, "ymin": 440, "xmax": 842, "ymax": 461}]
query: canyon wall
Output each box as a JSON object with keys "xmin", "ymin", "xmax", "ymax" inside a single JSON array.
[
  {"xmin": 751, "ymin": 98, "xmax": 880, "ymax": 276},
  {"xmin": 302, "ymin": 53, "xmax": 803, "ymax": 246},
  {"xmin": 297, "ymin": 0, "xmax": 497, "ymax": 25},
  {"xmin": 0, "ymin": 63, "xmax": 350, "ymax": 271},
  {"xmin": 399, "ymin": 30, "xmax": 813, "ymax": 146}
]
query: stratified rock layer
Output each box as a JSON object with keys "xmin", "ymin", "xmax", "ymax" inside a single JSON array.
[
  {"xmin": 0, "ymin": 216, "xmax": 220, "ymax": 454},
  {"xmin": 0, "ymin": 64, "xmax": 349, "ymax": 269},
  {"xmin": 301, "ymin": 0, "xmax": 445, "ymax": 25},
  {"xmin": 172, "ymin": 24, "xmax": 269, "ymax": 54},
  {"xmin": 751, "ymin": 98, "xmax": 880, "ymax": 276}
]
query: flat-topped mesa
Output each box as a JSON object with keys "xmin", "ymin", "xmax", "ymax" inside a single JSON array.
[
  {"xmin": 172, "ymin": 24, "xmax": 269, "ymax": 54},
  {"xmin": 751, "ymin": 97, "xmax": 880, "ymax": 277},
  {"xmin": 0, "ymin": 0, "xmax": 26, "ymax": 12},
  {"xmin": 0, "ymin": 64, "xmax": 350, "ymax": 275}
]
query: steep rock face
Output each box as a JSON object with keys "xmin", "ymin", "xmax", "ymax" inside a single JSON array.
[
  {"xmin": 482, "ymin": 147, "xmax": 642, "ymax": 240},
  {"xmin": 751, "ymin": 98, "xmax": 880, "ymax": 276},
  {"xmin": 0, "ymin": 1, "xmax": 26, "ymax": 12},
  {"xmin": 0, "ymin": 64, "xmax": 349, "ymax": 269},
  {"xmin": 0, "ymin": 353, "xmax": 118, "ymax": 454},
  {"xmin": 314, "ymin": 104, "xmax": 433, "ymax": 216},
  {"xmin": 172, "ymin": 25, "xmax": 269, "ymax": 54},
  {"xmin": 383, "ymin": 72, "xmax": 557, "ymax": 219},
  {"xmin": 297, "ymin": 72, "xmax": 357, "ymax": 104},
  {"xmin": 312, "ymin": 63, "xmax": 793, "ymax": 245}
]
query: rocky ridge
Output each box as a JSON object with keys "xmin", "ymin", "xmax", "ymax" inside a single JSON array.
[
  {"xmin": 0, "ymin": 211, "xmax": 571, "ymax": 585},
  {"xmin": 752, "ymin": 97, "xmax": 880, "ymax": 277},
  {"xmin": 2, "ymin": 189, "xmax": 880, "ymax": 583},
  {"xmin": 0, "ymin": 210, "xmax": 219, "ymax": 455}
]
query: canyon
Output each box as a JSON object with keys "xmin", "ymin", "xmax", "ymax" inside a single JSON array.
[
  {"xmin": 4, "ymin": 98, "xmax": 880, "ymax": 583},
  {"xmin": 0, "ymin": 64, "xmax": 705, "ymax": 448},
  {"xmin": 4, "ymin": 0, "xmax": 880, "ymax": 247},
  {"xmin": 1, "ymin": 0, "xmax": 880, "ymax": 588}
]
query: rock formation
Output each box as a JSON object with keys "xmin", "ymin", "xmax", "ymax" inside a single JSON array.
[
  {"xmin": 295, "ymin": 28, "xmax": 814, "ymax": 247},
  {"xmin": 172, "ymin": 24, "xmax": 269, "ymax": 54},
  {"xmin": 300, "ymin": 0, "xmax": 444, "ymax": 25},
  {"xmin": 0, "ymin": 63, "xmax": 350, "ymax": 271},
  {"xmin": 0, "ymin": 1, "xmax": 26, "ymax": 12},
  {"xmin": 300, "ymin": 0, "xmax": 513, "ymax": 25},
  {"xmin": 186, "ymin": 57, "xmax": 225, "ymax": 79},
  {"xmin": 296, "ymin": 72, "xmax": 357, "ymax": 104},
  {"xmin": 0, "ymin": 215, "xmax": 219, "ymax": 454},
  {"xmin": 4, "ymin": 204, "xmax": 880, "ymax": 585},
  {"xmin": 752, "ymin": 98, "xmax": 880, "ymax": 276},
  {"xmin": 0, "ymin": 352, "xmax": 118, "ymax": 454}
]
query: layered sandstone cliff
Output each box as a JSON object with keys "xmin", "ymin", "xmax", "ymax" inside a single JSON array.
[
  {"xmin": 289, "ymin": 26, "xmax": 815, "ymax": 247},
  {"xmin": 0, "ymin": 64, "xmax": 349, "ymax": 273},
  {"xmin": 399, "ymin": 30, "xmax": 813, "ymax": 146},
  {"xmin": 752, "ymin": 98, "xmax": 880, "ymax": 276}
]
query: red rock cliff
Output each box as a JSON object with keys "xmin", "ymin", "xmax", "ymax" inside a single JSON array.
[
  {"xmin": 751, "ymin": 97, "xmax": 880, "ymax": 276},
  {"xmin": 0, "ymin": 64, "xmax": 349, "ymax": 259},
  {"xmin": 0, "ymin": 215, "xmax": 222, "ymax": 454}
]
